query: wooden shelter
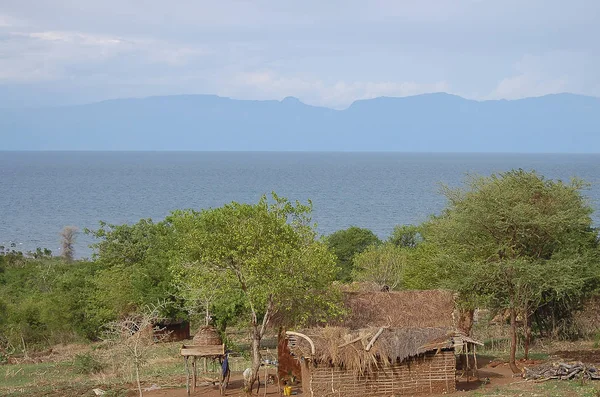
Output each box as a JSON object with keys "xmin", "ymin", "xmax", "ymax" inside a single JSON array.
[
  {"xmin": 154, "ymin": 319, "xmax": 190, "ymax": 342},
  {"xmin": 280, "ymin": 289, "xmax": 481, "ymax": 396},
  {"xmin": 180, "ymin": 326, "xmax": 226, "ymax": 395}
]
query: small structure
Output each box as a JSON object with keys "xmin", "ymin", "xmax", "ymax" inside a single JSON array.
[
  {"xmin": 192, "ymin": 325, "xmax": 222, "ymax": 345},
  {"xmin": 154, "ymin": 319, "xmax": 190, "ymax": 342},
  {"xmin": 280, "ymin": 288, "xmax": 481, "ymax": 396},
  {"xmin": 180, "ymin": 326, "xmax": 225, "ymax": 395}
]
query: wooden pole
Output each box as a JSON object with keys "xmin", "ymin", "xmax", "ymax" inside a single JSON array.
[
  {"xmin": 192, "ymin": 356, "xmax": 197, "ymax": 392},
  {"xmin": 185, "ymin": 356, "xmax": 190, "ymax": 396},
  {"xmin": 473, "ymin": 344, "xmax": 479, "ymax": 380},
  {"xmin": 365, "ymin": 327, "xmax": 386, "ymax": 351},
  {"xmin": 264, "ymin": 364, "xmax": 268, "ymax": 397},
  {"xmin": 465, "ymin": 344, "xmax": 470, "ymax": 383}
]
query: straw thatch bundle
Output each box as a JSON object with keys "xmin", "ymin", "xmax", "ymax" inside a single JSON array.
[
  {"xmin": 289, "ymin": 326, "xmax": 459, "ymax": 374},
  {"xmin": 192, "ymin": 325, "xmax": 222, "ymax": 345},
  {"xmin": 338, "ymin": 290, "xmax": 456, "ymax": 329}
]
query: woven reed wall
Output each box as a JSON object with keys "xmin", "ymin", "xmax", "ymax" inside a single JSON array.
[{"xmin": 305, "ymin": 350, "xmax": 456, "ymax": 397}]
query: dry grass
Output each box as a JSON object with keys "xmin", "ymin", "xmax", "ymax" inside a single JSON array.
[
  {"xmin": 338, "ymin": 289, "xmax": 456, "ymax": 329},
  {"xmin": 290, "ymin": 326, "xmax": 458, "ymax": 374}
]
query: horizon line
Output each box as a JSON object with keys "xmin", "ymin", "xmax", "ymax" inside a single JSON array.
[
  {"xmin": 3, "ymin": 91, "xmax": 598, "ymax": 111},
  {"xmin": 2, "ymin": 150, "xmax": 600, "ymax": 155}
]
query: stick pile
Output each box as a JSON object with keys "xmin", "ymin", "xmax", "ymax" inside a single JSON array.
[{"xmin": 523, "ymin": 361, "xmax": 600, "ymax": 381}]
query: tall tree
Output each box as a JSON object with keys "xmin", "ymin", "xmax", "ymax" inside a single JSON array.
[
  {"xmin": 171, "ymin": 194, "xmax": 340, "ymax": 393},
  {"xmin": 326, "ymin": 226, "xmax": 381, "ymax": 282},
  {"xmin": 425, "ymin": 170, "xmax": 598, "ymax": 372}
]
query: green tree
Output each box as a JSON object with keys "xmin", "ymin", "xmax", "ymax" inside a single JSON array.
[
  {"xmin": 171, "ymin": 194, "xmax": 340, "ymax": 393},
  {"xmin": 172, "ymin": 262, "xmax": 246, "ymax": 333},
  {"xmin": 86, "ymin": 219, "xmax": 180, "ymax": 324},
  {"xmin": 326, "ymin": 226, "xmax": 381, "ymax": 282},
  {"xmin": 352, "ymin": 243, "xmax": 407, "ymax": 290},
  {"xmin": 425, "ymin": 170, "xmax": 599, "ymax": 372},
  {"xmin": 388, "ymin": 224, "xmax": 423, "ymax": 248}
]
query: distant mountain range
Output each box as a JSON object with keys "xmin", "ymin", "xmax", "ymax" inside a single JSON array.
[{"xmin": 1, "ymin": 92, "xmax": 599, "ymax": 152}]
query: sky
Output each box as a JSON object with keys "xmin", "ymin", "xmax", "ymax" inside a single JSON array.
[{"xmin": 0, "ymin": 0, "xmax": 599, "ymax": 109}]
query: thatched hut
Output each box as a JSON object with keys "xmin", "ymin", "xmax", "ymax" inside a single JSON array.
[{"xmin": 280, "ymin": 289, "xmax": 480, "ymax": 396}]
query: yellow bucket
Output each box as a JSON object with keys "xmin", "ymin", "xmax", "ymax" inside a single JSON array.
[{"xmin": 283, "ymin": 386, "xmax": 292, "ymax": 396}]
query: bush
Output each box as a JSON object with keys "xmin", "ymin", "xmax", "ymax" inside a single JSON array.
[
  {"xmin": 73, "ymin": 352, "xmax": 104, "ymax": 374},
  {"xmin": 593, "ymin": 332, "xmax": 600, "ymax": 349}
]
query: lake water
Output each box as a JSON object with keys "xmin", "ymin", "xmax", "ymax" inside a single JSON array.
[{"xmin": 1, "ymin": 152, "xmax": 600, "ymax": 258}]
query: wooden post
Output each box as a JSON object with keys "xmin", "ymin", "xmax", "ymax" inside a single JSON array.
[
  {"xmin": 465, "ymin": 344, "xmax": 470, "ymax": 382},
  {"xmin": 185, "ymin": 356, "xmax": 190, "ymax": 396},
  {"xmin": 192, "ymin": 356, "xmax": 197, "ymax": 392},
  {"xmin": 473, "ymin": 344, "xmax": 479, "ymax": 380},
  {"xmin": 264, "ymin": 364, "xmax": 268, "ymax": 397}
]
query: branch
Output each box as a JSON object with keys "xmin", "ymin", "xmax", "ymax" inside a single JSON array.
[
  {"xmin": 259, "ymin": 295, "xmax": 274, "ymax": 338},
  {"xmin": 366, "ymin": 327, "xmax": 387, "ymax": 351}
]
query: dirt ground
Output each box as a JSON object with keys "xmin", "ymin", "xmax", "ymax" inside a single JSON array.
[
  {"xmin": 144, "ymin": 369, "xmax": 293, "ymax": 397},
  {"xmin": 145, "ymin": 354, "xmax": 600, "ymax": 397},
  {"xmin": 144, "ymin": 359, "xmax": 525, "ymax": 397},
  {"xmin": 553, "ymin": 349, "xmax": 600, "ymax": 364}
]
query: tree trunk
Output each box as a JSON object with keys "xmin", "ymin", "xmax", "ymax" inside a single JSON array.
[
  {"xmin": 252, "ymin": 327, "xmax": 262, "ymax": 390},
  {"xmin": 457, "ymin": 308, "xmax": 475, "ymax": 336},
  {"xmin": 509, "ymin": 307, "xmax": 520, "ymax": 374},
  {"xmin": 523, "ymin": 310, "xmax": 531, "ymax": 360},
  {"xmin": 243, "ymin": 325, "xmax": 262, "ymax": 395},
  {"xmin": 135, "ymin": 362, "xmax": 143, "ymax": 397},
  {"xmin": 134, "ymin": 343, "xmax": 143, "ymax": 397}
]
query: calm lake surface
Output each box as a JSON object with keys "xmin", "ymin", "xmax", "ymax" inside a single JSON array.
[{"xmin": 1, "ymin": 152, "xmax": 600, "ymax": 258}]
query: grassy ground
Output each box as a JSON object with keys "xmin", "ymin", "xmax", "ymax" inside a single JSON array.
[{"xmin": 0, "ymin": 341, "xmax": 253, "ymax": 397}]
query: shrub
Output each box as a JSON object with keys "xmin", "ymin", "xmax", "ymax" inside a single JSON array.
[{"xmin": 73, "ymin": 352, "xmax": 104, "ymax": 374}]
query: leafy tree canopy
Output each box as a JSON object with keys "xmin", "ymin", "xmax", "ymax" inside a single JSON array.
[
  {"xmin": 326, "ymin": 226, "xmax": 381, "ymax": 282},
  {"xmin": 423, "ymin": 169, "xmax": 599, "ymax": 371},
  {"xmin": 352, "ymin": 243, "xmax": 408, "ymax": 290},
  {"xmin": 86, "ymin": 219, "xmax": 181, "ymax": 322},
  {"xmin": 169, "ymin": 193, "xmax": 341, "ymax": 390},
  {"xmin": 388, "ymin": 224, "xmax": 423, "ymax": 248}
]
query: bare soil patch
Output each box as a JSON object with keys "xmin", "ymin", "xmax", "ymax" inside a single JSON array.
[
  {"xmin": 553, "ymin": 349, "xmax": 600, "ymax": 364},
  {"xmin": 144, "ymin": 372, "xmax": 293, "ymax": 397}
]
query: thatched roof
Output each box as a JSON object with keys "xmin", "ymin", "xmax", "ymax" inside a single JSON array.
[
  {"xmin": 285, "ymin": 289, "xmax": 471, "ymax": 374},
  {"xmin": 288, "ymin": 326, "xmax": 478, "ymax": 374},
  {"xmin": 192, "ymin": 325, "xmax": 222, "ymax": 345},
  {"xmin": 337, "ymin": 289, "xmax": 456, "ymax": 329}
]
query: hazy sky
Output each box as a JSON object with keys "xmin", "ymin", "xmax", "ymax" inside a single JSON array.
[{"xmin": 1, "ymin": 0, "xmax": 599, "ymax": 108}]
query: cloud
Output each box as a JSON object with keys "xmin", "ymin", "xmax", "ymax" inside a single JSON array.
[
  {"xmin": 224, "ymin": 71, "xmax": 451, "ymax": 108},
  {"xmin": 0, "ymin": 13, "xmax": 24, "ymax": 28},
  {"xmin": 490, "ymin": 74, "xmax": 568, "ymax": 99},
  {"xmin": 1, "ymin": 1, "xmax": 599, "ymax": 107},
  {"xmin": 487, "ymin": 52, "xmax": 600, "ymax": 99},
  {"xmin": 0, "ymin": 29, "xmax": 209, "ymax": 83}
]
